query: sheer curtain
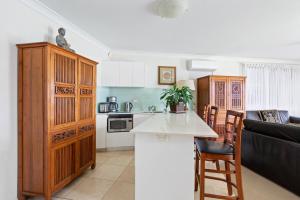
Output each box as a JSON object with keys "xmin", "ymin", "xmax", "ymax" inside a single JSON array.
[{"xmin": 244, "ymin": 63, "xmax": 300, "ymax": 116}]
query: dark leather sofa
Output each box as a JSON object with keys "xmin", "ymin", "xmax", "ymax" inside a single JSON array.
[{"xmin": 242, "ymin": 110, "xmax": 300, "ymax": 196}]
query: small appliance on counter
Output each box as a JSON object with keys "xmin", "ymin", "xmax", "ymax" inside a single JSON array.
[
  {"xmin": 107, "ymin": 114, "xmax": 133, "ymax": 133},
  {"xmin": 98, "ymin": 102, "xmax": 110, "ymax": 113},
  {"xmin": 107, "ymin": 96, "xmax": 119, "ymax": 112},
  {"xmin": 124, "ymin": 101, "xmax": 133, "ymax": 113}
]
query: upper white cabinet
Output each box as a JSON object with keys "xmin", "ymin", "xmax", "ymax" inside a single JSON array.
[
  {"xmin": 100, "ymin": 61, "xmax": 119, "ymax": 87},
  {"xmin": 99, "ymin": 61, "xmax": 145, "ymax": 87},
  {"xmin": 132, "ymin": 62, "xmax": 145, "ymax": 87}
]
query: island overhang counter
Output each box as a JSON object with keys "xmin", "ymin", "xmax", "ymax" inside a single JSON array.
[{"xmin": 131, "ymin": 111, "xmax": 218, "ymax": 200}]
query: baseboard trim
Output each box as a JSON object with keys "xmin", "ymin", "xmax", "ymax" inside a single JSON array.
[{"xmin": 96, "ymin": 146, "xmax": 135, "ymax": 152}]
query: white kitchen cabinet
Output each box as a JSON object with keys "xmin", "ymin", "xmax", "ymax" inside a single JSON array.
[
  {"xmin": 96, "ymin": 114, "xmax": 108, "ymax": 149},
  {"xmin": 99, "ymin": 61, "xmax": 145, "ymax": 87},
  {"xmin": 132, "ymin": 62, "xmax": 145, "ymax": 87},
  {"xmin": 100, "ymin": 61, "xmax": 119, "ymax": 87},
  {"xmin": 119, "ymin": 61, "xmax": 133, "ymax": 87},
  {"xmin": 106, "ymin": 132, "xmax": 135, "ymax": 148}
]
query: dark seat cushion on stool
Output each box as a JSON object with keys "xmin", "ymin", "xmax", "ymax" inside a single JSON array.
[{"xmin": 195, "ymin": 139, "xmax": 234, "ymax": 155}]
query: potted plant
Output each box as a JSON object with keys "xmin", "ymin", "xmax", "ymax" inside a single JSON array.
[{"xmin": 160, "ymin": 85, "xmax": 193, "ymax": 113}]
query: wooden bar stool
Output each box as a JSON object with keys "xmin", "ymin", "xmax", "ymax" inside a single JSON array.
[
  {"xmin": 194, "ymin": 110, "xmax": 244, "ymax": 200},
  {"xmin": 201, "ymin": 104, "xmax": 210, "ymax": 124},
  {"xmin": 207, "ymin": 106, "xmax": 219, "ymax": 131}
]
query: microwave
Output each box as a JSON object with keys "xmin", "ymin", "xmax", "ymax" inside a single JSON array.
[{"xmin": 107, "ymin": 114, "xmax": 133, "ymax": 133}]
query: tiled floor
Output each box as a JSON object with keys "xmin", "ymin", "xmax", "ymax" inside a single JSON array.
[{"xmin": 30, "ymin": 150, "xmax": 299, "ymax": 200}]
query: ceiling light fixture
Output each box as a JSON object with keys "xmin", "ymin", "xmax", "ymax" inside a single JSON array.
[{"xmin": 156, "ymin": 0, "xmax": 189, "ymax": 19}]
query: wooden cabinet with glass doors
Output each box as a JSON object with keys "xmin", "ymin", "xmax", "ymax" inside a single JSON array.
[{"xmin": 197, "ymin": 76, "xmax": 245, "ymax": 135}]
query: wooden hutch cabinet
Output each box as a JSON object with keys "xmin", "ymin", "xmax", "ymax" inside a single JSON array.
[
  {"xmin": 17, "ymin": 42, "xmax": 98, "ymax": 200},
  {"xmin": 197, "ymin": 75, "xmax": 246, "ymax": 134}
]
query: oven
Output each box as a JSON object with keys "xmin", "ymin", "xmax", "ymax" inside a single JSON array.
[{"xmin": 107, "ymin": 114, "xmax": 133, "ymax": 133}]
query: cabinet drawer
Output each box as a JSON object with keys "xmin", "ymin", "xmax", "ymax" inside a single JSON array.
[
  {"xmin": 78, "ymin": 123, "xmax": 95, "ymax": 135},
  {"xmin": 51, "ymin": 128, "xmax": 77, "ymax": 145}
]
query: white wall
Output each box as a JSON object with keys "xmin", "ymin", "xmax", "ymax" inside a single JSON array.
[{"xmin": 0, "ymin": 0, "xmax": 109, "ymax": 199}]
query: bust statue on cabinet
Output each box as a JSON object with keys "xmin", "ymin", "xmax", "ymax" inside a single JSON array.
[{"xmin": 56, "ymin": 27, "xmax": 75, "ymax": 52}]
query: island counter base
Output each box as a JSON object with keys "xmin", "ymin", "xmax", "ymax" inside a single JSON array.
[{"xmin": 135, "ymin": 133, "xmax": 195, "ymax": 200}]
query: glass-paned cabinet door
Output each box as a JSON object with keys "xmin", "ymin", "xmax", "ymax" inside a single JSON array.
[
  {"xmin": 228, "ymin": 78, "xmax": 245, "ymax": 111},
  {"xmin": 211, "ymin": 77, "xmax": 227, "ymax": 110}
]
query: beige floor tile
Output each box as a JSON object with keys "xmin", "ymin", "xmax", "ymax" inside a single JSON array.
[
  {"xmin": 242, "ymin": 167, "xmax": 299, "ymax": 200},
  {"xmin": 116, "ymin": 150, "xmax": 134, "ymax": 156},
  {"xmin": 32, "ymin": 150, "xmax": 299, "ymax": 200},
  {"xmin": 65, "ymin": 177, "xmax": 114, "ymax": 200},
  {"xmin": 54, "ymin": 174, "xmax": 87, "ymax": 198},
  {"xmin": 96, "ymin": 153, "xmax": 110, "ymax": 165},
  {"xmin": 102, "ymin": 180, "xmax": 135, "ymax": 200},
  {"xmin": 87, "ymin": 163, "xmax": 126, "ymax": 181},
  {"xmin": 105, "ymin": 155, "xmax": 133, "ymax": 166},
  {"xmin": 118, "ymin": 165, "xmax": 135, "ymax": 184}
]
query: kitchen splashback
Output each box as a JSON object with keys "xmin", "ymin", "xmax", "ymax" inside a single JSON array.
[{"xmin": 97, "ymin": 87, "xmax": 165, "ymax": 112}]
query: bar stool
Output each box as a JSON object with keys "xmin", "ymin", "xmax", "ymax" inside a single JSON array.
[
  {"xmin": 201, "ymin": 104, "xmax": 210, "ymax": 124},
  {"xmin": 207, "ymin": 106, "xmax": 219, "ymax": 131},
  {"xmin": 194, "ymin": 110, "xmax": 244, "ymax": 200}
]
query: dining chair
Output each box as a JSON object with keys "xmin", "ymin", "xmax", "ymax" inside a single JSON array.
[{"xmin": 194, "ymin": 110, "xmax": 244, "ymax": 200}]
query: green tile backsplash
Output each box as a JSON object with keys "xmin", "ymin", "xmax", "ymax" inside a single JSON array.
[{"xmin": 97, "ymin": 87, "xmax": 166, "ymax": 112}]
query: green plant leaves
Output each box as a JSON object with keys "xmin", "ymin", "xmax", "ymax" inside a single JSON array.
[{"xmin": 160, "ymin": 85, "xmax": 193, "ymax": 108}]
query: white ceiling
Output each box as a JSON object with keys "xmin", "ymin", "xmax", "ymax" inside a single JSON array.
[{"xmin": 39, "ymin": 0, "xmax": 300, "ymax": 60}]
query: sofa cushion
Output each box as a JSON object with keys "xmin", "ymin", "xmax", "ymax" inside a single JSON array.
[
  {"xmin": 260, "ymin": 110, "xmax": 281, "ymax": 123},
  {"xmin": 243, "ymin": 119, "xmax": 300, "ymax": 143},
  {"xmin": 278, "ymin": 110, "xmax": 290, "ymax": 124},
  {"xmin": 246, "ymin": 111, "xmax": 262, "ymax": 121}
]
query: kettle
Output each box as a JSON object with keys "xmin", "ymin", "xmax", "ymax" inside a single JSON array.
[{"xmin": 124, "ymin": 102, "xmax": 133, "ymax": 113}]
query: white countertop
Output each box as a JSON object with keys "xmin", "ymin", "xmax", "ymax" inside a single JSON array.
[{"xmin": 131, "ymin": 111, "xmax": 218, "ymax": 138}]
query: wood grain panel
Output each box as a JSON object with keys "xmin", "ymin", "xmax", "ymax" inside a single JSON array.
[
  {"xmin": 54, "ymin": 97, "xmax": 76, "ymax": 125},
  {"xmin": 79, "ymin": 97, "xmax": 93, "ymax": 120},
  {"xmin": 79, "ymin": 61, "xmax": 94, "ymax": 86},
  {"xmin": 54, "ymin": 53, "xmax": 76, "ymax": 84},
  {"xmin": 79, "ymin": 136, "xmax": 93, "ymax": 169},
  {"xmin": 53, "ymin": 143, "xmax": 76, "ymax": 186},
  {"xmin": 22, "ymin": 47, "xmax": 44, "ymax": 193}
]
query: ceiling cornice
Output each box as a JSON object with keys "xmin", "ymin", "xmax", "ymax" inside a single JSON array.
[
  {"xmin": 111, "ymin": 49, "xmax": 300, "ymax": 65},
  {"xmin": 20, "ymin": 0, "xmax": 110, "ymax": 52}
]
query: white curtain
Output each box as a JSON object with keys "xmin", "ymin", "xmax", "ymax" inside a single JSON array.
[{"xmin": 244, "ymin": 63, "xmax": 300, "ymax": 116}]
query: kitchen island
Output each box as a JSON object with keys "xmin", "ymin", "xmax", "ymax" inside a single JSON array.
[{"xmin": 131, "ymin": 111, "xmax": 218, "ymax": 200}]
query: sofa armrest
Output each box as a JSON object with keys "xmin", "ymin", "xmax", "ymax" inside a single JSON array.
[{"xmin": 289, "ymin": 116, "xmax": 300, "ymax": 124}]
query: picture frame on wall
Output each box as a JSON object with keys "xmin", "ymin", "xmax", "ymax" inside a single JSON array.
[{"xmin": 158, "ymin": 66, "xmax": 176, "ymax": 85}]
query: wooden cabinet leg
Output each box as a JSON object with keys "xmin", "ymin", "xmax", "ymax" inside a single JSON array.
[
  {"xmin": 18, "ymin": 194, "xmax": 26, "ymax": 200},
  {"xmin": 91, "ymin": 163, "xmax": 96, "ymax": 169},
  {"xmin": 45, "ymin": 193, "xmax": 52, "ymax": 200}
]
